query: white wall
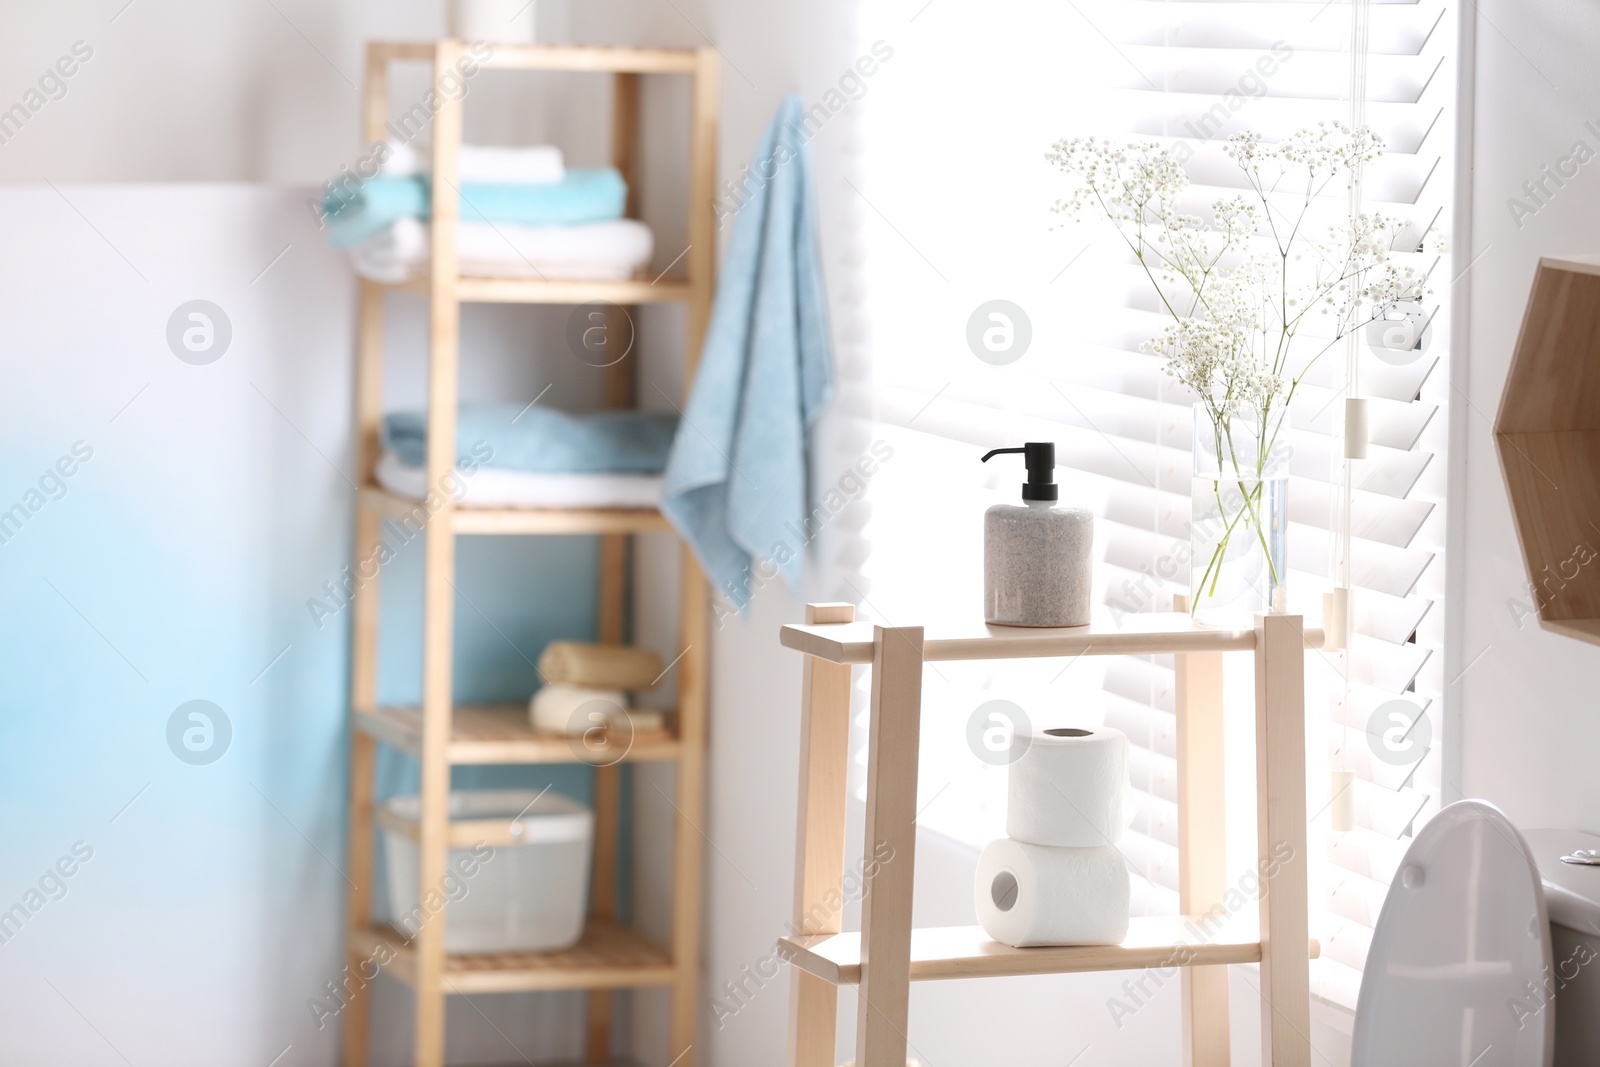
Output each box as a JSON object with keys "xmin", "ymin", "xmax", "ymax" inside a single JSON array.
[{"xmin": 1453, "ymin": 5, "xmax": 1600, "ymax": 827}]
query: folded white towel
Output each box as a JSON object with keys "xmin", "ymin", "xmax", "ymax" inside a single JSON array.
[
  {"xmin": 350, "ymin": 216, "xmax": 654, "ymax": 284},
  {"xmin": 375, "ymin": 451, "xmax": 664, "ymax": 509},
  {"xmin": 381, "ymin": 140, "xmax": 566, "ymax": 184}
]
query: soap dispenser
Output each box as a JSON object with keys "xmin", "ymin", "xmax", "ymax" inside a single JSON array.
[{"xmin": 981, "ymin": 443, "xmax": 1092, "ymax": 627}]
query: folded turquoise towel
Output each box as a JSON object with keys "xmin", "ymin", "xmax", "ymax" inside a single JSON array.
[
  {"xmin": 325, "ymin": 168, "xmax": 628, "ymax": 249},
  {"xmin": 383, "ymin": 404, "xmax": 677, "ymax": 474},
  {"xmin": 660, "ymin": 96, "xmax": 835, "ymax": 608}
]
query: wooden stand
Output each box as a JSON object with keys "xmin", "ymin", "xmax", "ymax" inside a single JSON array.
[
  {"xmin": 779, "ymin": 607, "xmax": 1322, "ymax": 1067},
  {"xmin": 341, "ymin": 41, "xmax": 719, "ymax": 1067}
]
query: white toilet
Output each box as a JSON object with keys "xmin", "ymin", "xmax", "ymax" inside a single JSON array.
[
  {"xmin": 1352, "ymin": 800, "xmax": 1600, "ymax": 1067},
  {"xmin": 1521, "ymin": 826, "xmax": 1600, "ymax": 1067}
]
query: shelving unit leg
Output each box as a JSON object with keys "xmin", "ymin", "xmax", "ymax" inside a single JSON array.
[
  {"xmin": 343, "ymin": 731, "xmax": 378, "ymax": 1067},
  {"xmin": 342, "ymin": 254, "xmax": 389, "ymax": 1064},
  {"xmin": 853, "ymin": 626, "xmax": 925, "ymax": 1067},
  {"xmin": 584, "ymin": 66, "xmax": 644, "ymax": 1063},
  {"xmin": 669, "ymin": 550, "xmax": 710, "ymax": 1066},
  {"xmin": 664, "ymin": 51, "xmax": 719, "ymax": 1067},
  {"xmin": 1254, "ymin": 614, "xmax": 1310, "ymax": 1067},
  {"xmin": 587, "ymin": 551, "xmax": 627, "ymax": 1061},
  {"xmin": 1174, "ymin": 599, "xmax": 1230, "ymax": 1067},
  {"xmin": 409, "ymin": 39, "xmax": 466, "ymax": 1067},
  {"xmin": 686, "ymin": 49, "xmax": 719, "ymax": 355},
  {"xmin": 786, "ymin": 604, "xmax": 856, "ymax": 1067},
  {"xmin": 343, "ymin": 505, "xmax": 384, "ymax": 1067}
]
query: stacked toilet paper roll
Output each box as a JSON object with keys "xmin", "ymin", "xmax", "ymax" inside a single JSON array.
[{"xmin": 974, "ymin": 725, "xmax": 1132, "ymax": 947}]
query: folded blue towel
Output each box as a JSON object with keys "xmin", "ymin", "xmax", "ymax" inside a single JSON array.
[
  {"xmin": 325, "ymin": 168, "xmax": 629, "ymax": 249},
  {"xmin": 383, "ymin": 404, "xmax": 677, "ymax": 474},
  {"xmin": 660, "ymin": 96, "xmax": 835, "ymax": 607}
]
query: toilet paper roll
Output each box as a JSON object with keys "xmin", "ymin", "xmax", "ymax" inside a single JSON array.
[
  {"xmin": 530, "ymin": 684, "xmax": 630, "ymax": 735},
  {"xmin": 1007, "ymin": 726, "xmax": 1128, "ymax": 847},
  {"xmin": 975, "ymin": 838, "xmax": 1131, "ymax": 947}
]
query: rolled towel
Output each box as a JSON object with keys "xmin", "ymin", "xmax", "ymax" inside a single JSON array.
[
  {"xmin": 324, "ymin": 168, "xmax": 628, "ymax": 248},
  {"xmin": 539, "ymin": 641, "xmax": 664, "ymax": 690},
  {"xmin": 382, "ymin": 141, "xmax": 566, "ymax": 184},
  {"xmin": 348, "ymin": 216, "xmax": 654, "ymax": 284},
  {"xmin": 530, "ymin": 684, "xmax": 665, "ymax": 735}
]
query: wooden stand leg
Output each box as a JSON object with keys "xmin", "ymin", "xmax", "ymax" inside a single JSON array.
[
  {"xmin": 787, "ymin": 604, "xmax": 856, "ymax": 1067},
  {"xmin": 853, "ymin": 626, "xmax": 924, "ymax": 1067},
  {"xmin": 1255, "ymin": 614, "xmax": 1310, "ymax": 1067},
  {"xmin": 1174, "ymin": 594, "xmax": 1229, "ymax": 1067}
]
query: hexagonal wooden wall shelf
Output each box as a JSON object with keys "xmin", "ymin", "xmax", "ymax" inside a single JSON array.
[{"xmin": 1496, "ymin": 255, "xmax": 1600, "ymax": 646}]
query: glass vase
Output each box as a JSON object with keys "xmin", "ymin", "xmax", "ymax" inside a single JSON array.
[{"xmin": 1189, "ymin": 403, "xmax": 1289, "ymax": 627}]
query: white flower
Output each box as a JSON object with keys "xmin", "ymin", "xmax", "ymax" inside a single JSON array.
[{"xmin": 1052, "ymin": 122, "xmax": 1408, "ymax": 436}]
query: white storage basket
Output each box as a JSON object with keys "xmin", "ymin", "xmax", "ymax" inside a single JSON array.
[{"xmin": 383, "ymin": 788, "xmax": 592, "ymax": 953}]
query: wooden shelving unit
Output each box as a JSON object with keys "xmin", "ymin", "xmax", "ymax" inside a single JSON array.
[
  {"xmin": 341, "ymin": 41, "xmax": 719, "ymax": 1067},
  {"xmin": 780, "ymin": 604, "xmax": 1324, "ymax": 1067}
]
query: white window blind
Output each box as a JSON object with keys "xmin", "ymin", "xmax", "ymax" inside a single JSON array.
[{"xmin": 850, "ymin": 0, "xmax": 1453, "ymax": 1010}]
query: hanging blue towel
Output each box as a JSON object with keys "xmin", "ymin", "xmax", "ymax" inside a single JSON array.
[
  {"xmin": 660, "ymin": 96, "xmax": 835, "ymax": 608},
  {"xmin": 323, "ymin": 168, "xmax": 629, "ymax": 249},
  {"xmin": 383, "ymin": 404, "xmax": 677, "ymax": 474}
]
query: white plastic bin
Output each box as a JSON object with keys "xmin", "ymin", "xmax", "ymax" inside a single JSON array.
[{"xmin": 383, "ymin": 789, "xmax": 593, "ymax": 953}]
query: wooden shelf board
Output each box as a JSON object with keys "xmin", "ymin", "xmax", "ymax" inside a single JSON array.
[
  {"xmin": 390, "ymin": 274, "xmax": 694, "ymax": 305},
  {"xmin": 357, "ymin": 704, "xmax": 680, "ymax": 766},
  {"xmin": 1539, "ymin": 617, "xmax": 1600, "ymax": 647},
  {"xmin": 781, "ymin": 612, "xmax": 1327, "ymax": 664},
  {"xmin": 452, "ymin": 503, "xmax": 671, "ymax": 535},
  {"xmin": 779, "ymin": 917, "xmax": 1321, "ymax": 986},
  {"xmin": 357, "ymin": 486, "xmax": 672, "ymax": 535},
  {"xmin": 370, "ymin": 41, "xmax": 701, "ymax": 74},
  {"xmin": 356, "ymin": 922, "xmax": 675, "ymax": 994},
  {"xmin": 476, "ymin": 44, "xmax": 700, "ymax": 73}
]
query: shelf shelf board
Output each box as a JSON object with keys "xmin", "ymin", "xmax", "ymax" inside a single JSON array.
[
  {"xmin": 780, "ymin": 611, "xmax": 1326, "ymax": 664},
  {"xmin": 1540, "ymin": 617, "xmax": 1600, "ymax": 647},
  {"xmin": 357, "ymin": 704, "xmax": 680, "ymax": 767},
  {"xmin": 387, "ymin": 274, "xmax": 694, "ymax": 305},
  {"xmin": 779, "ymin": 917, "xmax": 1321, "ymax": 986},
  {"xmin": 355, "ymin": 921, "xmax": 675, "ymax": 994},
  {"xmin": 370, "ymin": 41, "xmax": 702, "ymax": 74},
  {"xmin": 358, "ymin": 486, "xmax": 673, "ymax": 535}
]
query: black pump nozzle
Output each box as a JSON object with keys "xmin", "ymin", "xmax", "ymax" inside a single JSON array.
[{"xmin": 982, "ymin": 442, "xmax": 1058, "ymax": 502}]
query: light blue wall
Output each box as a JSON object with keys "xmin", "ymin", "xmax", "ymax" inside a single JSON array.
[{"xmin": 0, "ymin": 186, "xmax": 611, "ymax": 1066}]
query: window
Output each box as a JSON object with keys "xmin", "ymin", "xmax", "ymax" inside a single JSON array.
[{"xmin": 850, "ymin": 0, "xmax": 1453, "ymax": 1009}]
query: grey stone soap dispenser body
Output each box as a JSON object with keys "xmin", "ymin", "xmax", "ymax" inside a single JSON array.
[{"xmin": 981, "ymin": 443, "xmax": 1093, "ymax": 627}]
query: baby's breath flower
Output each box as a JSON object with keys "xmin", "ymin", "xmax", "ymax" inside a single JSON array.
[{"xmin": 1052, "ymin": 123, "xmax": 1409, "ymax": 438}]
